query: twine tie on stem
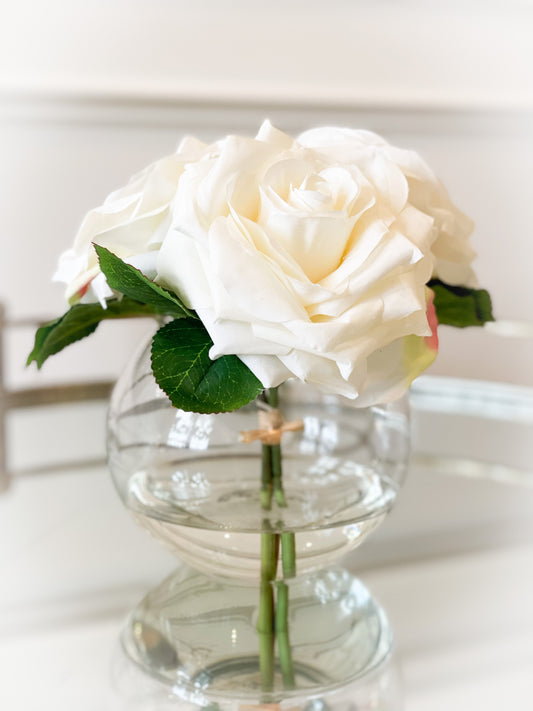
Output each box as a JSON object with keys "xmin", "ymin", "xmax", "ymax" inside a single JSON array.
[{"xmin": 240, "ymin": 402, "xmax": 304, "ymax": 446}]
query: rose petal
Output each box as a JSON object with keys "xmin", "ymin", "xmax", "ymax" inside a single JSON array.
[
  {"xmin": 239, "ymin": 353, "xmax": 292, "ymax": 388},
  {"xmin": 207, "ymin": 216, "xmax": 308, "ymax": 322},
  {"xmin": 157, "ymin": 229, "xmax": 214, "ymax": 310},
  {"xmin": 199, "ymin": 310, "xmax": 291, "ymax": 359}
]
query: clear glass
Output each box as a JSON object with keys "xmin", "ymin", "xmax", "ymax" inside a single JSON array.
[
  {"xmin": 106, "ymin": 338, "xmax": 410, "ymax": 702},
  {"xmin": 108, "ymin": 341, "xmax": 410, "ymax": 580},
  {"xmin": 111, "ymin": 637, "xmax": 404, "ymax": 711}
]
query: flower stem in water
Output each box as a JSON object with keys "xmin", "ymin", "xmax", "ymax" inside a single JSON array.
[
  {"xmin": 261, "ymin": 444, "xmax": 273, "ymax": 510},
  {"xmin": 271, "ymin": 444, "xmax": 286, "ymax": 507},
  {"xmin": 257, "ymin": 580, "xmax": 275, "ymax": 692},
  {"xmin": 275, "ymin": 581, "xmax": 295, "ymax": 690},
  {"xmin": 281, "ymin": 531, "xmax": 296, "ymax": 579},
  {"xmin": 258, "ymin": 526, "xmax": 279, "ymax": 692},
  {"xmin": 260, "ymin": 526, "xmax": 279, "ymax": 581},
  {"xmin": 258, "ymin": 386, "xmax": 297, "ymax": 692}
]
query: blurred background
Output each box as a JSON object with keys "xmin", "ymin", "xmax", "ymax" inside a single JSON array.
[{"xmin": 1, "ymin": 4, "xmax": 533, "ymax": 707}]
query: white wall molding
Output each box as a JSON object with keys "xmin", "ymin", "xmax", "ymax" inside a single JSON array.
[
  {"xmin": 2, "ymin": 90, "xmax": 533, "ymax": 140},
  {"xmin": 3, "ymin": 2, "xmax": 533, "ymax": 116}
]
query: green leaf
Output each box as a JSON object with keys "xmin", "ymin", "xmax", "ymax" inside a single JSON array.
[
  {"xmin": 151, "ymin": 318, "xmax": 263, "ymax": 414},
  {"xmin": 428, "ymin": 279, "xmax": 495, "ymax": 328},
  {"xmin": 27, "ymin": 298, "xmax": 159, "ymax": 368},
  {"xmin": 95, "ymin": 245, "xmax": 193, "ymax": 318}
]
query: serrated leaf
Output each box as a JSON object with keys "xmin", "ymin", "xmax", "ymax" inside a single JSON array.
[
  {"xmin": 27, "ymin": 315, "xmax": 66, "ymax": 366},
  {"xmin": 95, "ymin": 245, "xmax": 193, "ymax": 318},
  {"xmin": 27, "ymin": 298, "xmax": 159, "ymax": 368},
  {"xmin": 151, "ymin": 318, "xmax": 263, "ymax": 414},
  {"xmin": 428, "ymin": 279, "xmax": 495, "ymax": 328}
]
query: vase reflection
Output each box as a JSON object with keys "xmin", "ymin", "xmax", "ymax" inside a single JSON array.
[{"xmin": 122, "ymin": 564, "xmax": 392, "ymax": 703}]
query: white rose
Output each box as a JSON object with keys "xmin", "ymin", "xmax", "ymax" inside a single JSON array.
[
  {"xmin": 298, "ymin": 126, "xmax": 476, "ymax": 287},
  {"xmin": 156, "ymin": 121, "xmax": 475, "ymax": 404},
  {"xmin": 54, "ymin": 136, "xmax": 209, "ymax": 306}
]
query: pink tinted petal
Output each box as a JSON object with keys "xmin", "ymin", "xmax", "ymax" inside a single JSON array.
[{"xmin": 425, "ymin": 291, "xmax": 439, "ymax": 352}]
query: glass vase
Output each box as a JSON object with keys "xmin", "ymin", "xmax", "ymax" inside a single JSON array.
[{"xmin": 107, "ymin": 338, "xmax": 410, "ymax": 708}]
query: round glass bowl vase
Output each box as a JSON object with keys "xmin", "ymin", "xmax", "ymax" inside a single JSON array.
[{"xmin": 107, "ymin": 339, "xmax": 410, "ymax": 706}]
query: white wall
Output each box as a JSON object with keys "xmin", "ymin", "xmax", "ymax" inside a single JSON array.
[{"xmin": 2, "ymin": 0, "xmax": 533, "ymax": 109}]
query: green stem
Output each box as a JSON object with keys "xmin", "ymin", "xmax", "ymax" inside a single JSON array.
[
  {"xmin": 260, "ymin": 527, "xmax": 279, "ymax": 582},
  {"xmin": 275, "ymin": 581, "xmax": 295, "ymax": 689},
  {"xmin": 271, "ymin": 444, "xmax": 286, "ymax": 507},
  {"xmin": 261, "ymin": 444, "xmax": 273, "ymax": 510},
  {"xmin": 257, "ymin": 386, "xmax": 297, "ymax": 692},
  {"xmin": 281, "ymin": 532, "xmax": 296, "ymax": 579},
  {"xmin": 278, "ymin": 532, "xmax": 296, "ymax": 689},
  {"xmin": 265, "ymin": 387, "xmax": 287, "ymax": 507},
  {"xmin": 257, "ymin": 581, "xmax": 275, "ymax": 692},
  {"xmin": 267, "ymin": 387, "xmax": 279, "ymax": 408},
  {"xmin": 257, "ymin": 526, "xmax": 279, "ymax": 692}
]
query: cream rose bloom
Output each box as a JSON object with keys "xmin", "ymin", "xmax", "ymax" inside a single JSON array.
[
  {"xmin": 54, "ymin": 136, "xmax": 208, "ymax": 305},
  {"xmin": 156, "ymin": 121, "xmax": 476, "ymax": 404}
]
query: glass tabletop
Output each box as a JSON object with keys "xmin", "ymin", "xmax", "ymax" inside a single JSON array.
[{"xmin": 410, "ymin": 375, "xmax": 533, "ymax": 486}]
